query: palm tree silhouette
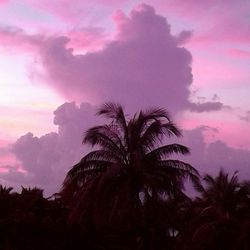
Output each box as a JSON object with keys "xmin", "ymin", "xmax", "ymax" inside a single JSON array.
[
  {"xmin": 180, "ymin": 169, "xmax": 250, "ymax": 250},
  {"xmin": 197, "ymin": 169, "xmax": 250, "ymax": 217},
  {"xmin": 62, "ymin": 103, "xmax": 199, "ymax": 234},
  {"xmin": 0, "ymin": 185, "xmax": 15, "ymax": 218}
]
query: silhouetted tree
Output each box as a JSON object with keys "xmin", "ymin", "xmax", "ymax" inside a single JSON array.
[
  {"xmin": 197, "ymin": 169, "xmax": 250, "ymax": 217},
  {"xmin": 179, "ymin": 169, "xmax": 250, "ymax": 250},
  {"xmin": 61, "ymin": 103, "xmax": 199, "ymax": 248}
]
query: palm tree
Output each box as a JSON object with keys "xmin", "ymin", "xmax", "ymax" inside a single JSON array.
[
  {"xmin": 196, "ymin": 169, "xmax": 250, "ymax": 218},
  {"xmin": 0, "ymin": 185, "xmax": 13, "ymax": 196},
  {"xmin": 179, "ymin": 169, "xmax": 250, "ymax": 250},
  {"xmin": 61, "ymin": 103, "xmax": 199, "ymax": 235},
  {"xmin": 0, "ymin": 185, "xmax": 15, "ymax": 218}
]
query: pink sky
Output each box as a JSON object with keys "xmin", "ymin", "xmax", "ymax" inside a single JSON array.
[{"xmin": 0, "ymin": 0, "xmax": 249, "ymax": 195}]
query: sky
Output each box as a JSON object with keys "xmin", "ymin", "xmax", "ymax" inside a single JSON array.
[{"xmin": 0, "ymin": 0, "xmax": 250, "ymax": 195}]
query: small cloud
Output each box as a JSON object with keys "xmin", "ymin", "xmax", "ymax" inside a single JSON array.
[
  {"xmin": 188, "ymin": 101, "xmax": 224, "ymax": 113},
  {"xmin": 212, "ymin": 94, "xmax": 219, "ymax": 101},
  {"xmin": 175, "ymin": 30, "xmax": 193, "ymax": 45},
  {"xmin": 188, "ymin": 94, "xmax": 231, "ymax": 113},
  {"xmin": 0, "ymin": 25, "xmax": 44, "ymax": 53},
  {"xmin": 240, "ymin": 110, "xmax": 250, "ymax": 122}
]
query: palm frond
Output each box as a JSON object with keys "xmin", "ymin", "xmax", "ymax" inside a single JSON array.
[
  {"xmin": 71, "ymin": 159, "xmax": 112, "ymax": 175},
  {"xmin": 102, "ymin": 124, "xmax": 128, "ymax": 159},
  {"xmin": 97, "ymin": 102, "xmax": 129, "ymax": 147},
  {"xmin": 83, "ymin": 126, "xmax": 123, "ymax": 155},
  {"xmin": 145, "ymin": 144, "xmax": 190, "ymax": 160},
  {"xmin": 203, "ymin": 174, "xmax": 216, "ymax": 187},
  {"xmin": 62, "ymin": 159, "xmax": 114, "ymax": 195},
  {"xmin": 161, "ymin": 122, "xmax": 182, "ymax": 137},
  {"xmin": 139, "ymin": 120, "xmax": 163, "ymax": 150},
  {"xmin": 97, "ymin": 102, "xmax": 123, "ymax": 120},
  {"xmin": 193, "ymin": 181, "xmax": 206, "ymax": 194},
  {"xmin": 157, "ymin": 160, "xmax": 199, "ymax": 176},
  {"xmin": 156, "ymin": 159, "xmax": 200, "ymax": 186},
  {"xmin": 142, "ymin": 107, "xmax": 171, "ymax": 121},
  {"xmin": 83, "ymin": 149, "xmax": 122, "ymax": 163},
  {"xmin": 143, "ymin": 170, "xmax": 185, "ymax": 195}
]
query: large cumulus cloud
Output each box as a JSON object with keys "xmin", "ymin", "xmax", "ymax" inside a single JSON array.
[
  {"xmin": 0, "ymin": 4, "xmax": 226, "ymax": 114},
  {"xmin": 38, "ymin": 4, "xmax": 193, "ymax": 114},
  {"xmin": 38, "ymin": 4, "xmax": 226, "ymax": 114}
]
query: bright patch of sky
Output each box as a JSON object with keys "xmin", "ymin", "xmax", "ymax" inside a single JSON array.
[
  {"xmin": 0, "ymin": 52, "xmax": 63, "ymax": 139},
  {"xmin": 0, "ymin": 0, "xmax": 64, "ymax": 32}
]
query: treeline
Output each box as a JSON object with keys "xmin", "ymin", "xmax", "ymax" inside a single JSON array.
[{"xmin": 0, "ymin": 170, "xmax": 250, "ymax": 250}]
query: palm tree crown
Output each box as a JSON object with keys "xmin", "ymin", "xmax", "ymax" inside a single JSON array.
[
  {"xmin": 63, "ymin": 103, "xmax": 199, "ymax": 197},
  {"xmin": 61, "ymin": 103, "xmax": 200, "ymax": 229},
  {"xmin": 196, "ymin": 169, "xmax": 250, "ymax": 217}
]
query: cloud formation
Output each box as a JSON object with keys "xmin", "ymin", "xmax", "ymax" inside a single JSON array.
[
  {"xmin": 182, "ymin": 126, "xmax": 250, "ymax": 180},
  {"xmin": 0, "ymin": 4, "xmax": 227, "ymax": 115},
  {"xmin": 37, "ymin": 4, "xmax": 226, "ymax": 114},
  {"xmin": 0, "ymin": 24, "xmax": 107, "ymax": 55},
  {"xmin": 0, "ymin": 102, "xmax": 97, "ymax": 195},
  {"xmin": 159, "ymin": 0, "xmax": 250, "ymax": 44},
  {"xmin": 37, "ymin": 4, "xmax": 192, "ymax": 114},
  {"xmin": 188, "ymin": 101, "xmax": 224, "ymax": 113},
  {"xmin": 0, "ymin": 25, "xmax": 43, "ymax": 52},
  {"xmin": 1, "ymin": 104, "xmax": 249, "ymax": 195},
  {"xmin": 240, "ymin": 111, "xmax": 250, "ymax": 122}
]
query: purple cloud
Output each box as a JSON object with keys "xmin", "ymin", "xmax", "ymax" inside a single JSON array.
[
  {"xmin": 188, "ymin": 101, "xmax": 224, "ymax": 113},
  {"xmin": 37, "ymin": 4, "xmax": 226, "ymax": 114},
  {"xmin": 0, "ymin": 25, "xmax": 44, "ymax": 52},
  {"xmin": 1, "ymin": 102, "xmax": 97, "ymax": 195},
  {"xmin": 182, "ymin": 126, "xmax": 250, "ymax": 180},
  {"xmin": 240, "ymin": 111, "xmax": 250, "ymax": 122},
  {"xmin": 0, "ymin": 4, "xmax": 226, "ymax": 115},
  {"xmin": 37, "ymin": 4, "xmax": 192, "ymax": 114},
  {"xmin": 159, "ymin": 0, "xmax": 250, "ymax": 44}
]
